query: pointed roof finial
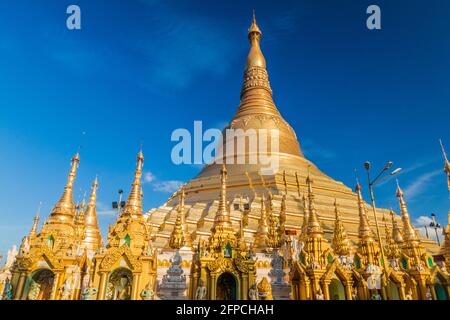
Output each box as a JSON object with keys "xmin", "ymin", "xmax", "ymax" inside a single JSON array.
[
  {"xmin": 439, "ymin": 139, "xmax": 450, "ymax": 192},
  {"xmin": 213, "ymin": 164, "xmax": 232, "ymax": 227},
  {"xmin": 29, "ymin": 202, "xmax": 42, "ymax": 238},
  {"xmin": 246, "ymin": 10, "xmax": 265, "ymax": 69},
  {"xmin": 332, "ymin": 199, "xmax": 351, "ymax": 256},
  {"xmin": 305, "ymin": 168, "xmax": 323, "ymax": 237},
  {"xmin": 355, "ymin": 176, "xmax": 374, "ymax": 241},
  {"xmin": 396, "ymin": 179, "xmax": 419, "ymax": 242},
  {"xmin": 50, "ymin": 152, "xmax": 80, "ymax": 222},
  {"xmin": 83, "ymin": 175, "xmax": 102, "ymax": 252},
  {"xmin": 123, "ymin": 149, "xmax": 144, "ymax": 217}
]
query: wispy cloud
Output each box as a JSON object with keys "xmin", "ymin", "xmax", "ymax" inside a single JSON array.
[
  {"xmin": 143, "ymin": 171, "xmax": 156, "ymax": 183},
  {"xmin": 403, "ymin": 169, "xmax": 441, "ymax": 199},
  {"xmin": 142, "ymin": 171, "xmax": 183, "ymax": 193},
  {"xmin": 96, "ymin": 201, "xmax": 116, "ymax": 217},
  {"xmin": 152, "ymin": 180, "xmax": 183, "ymax": 193}
]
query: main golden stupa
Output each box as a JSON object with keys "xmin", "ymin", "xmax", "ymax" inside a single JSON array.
[{"xmin": 1, "ymin": 14, "xmax": 449, "ymax": 301}]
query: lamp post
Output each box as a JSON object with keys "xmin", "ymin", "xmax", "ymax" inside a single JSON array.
[
  {"xmin": 363, "ymin": 161, "xmax": 402, "ymax": 268},
  {"xmin": 429, "ymin": 213, "xmax": 442, "ymax": 246},
  {"xmin": 112, "ymin": 189, "xmax": 125, "ymax": 217}
]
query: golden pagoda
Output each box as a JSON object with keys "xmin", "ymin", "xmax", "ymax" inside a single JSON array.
[
  {"xmin": 8, "ymin": 14, "xmax": 450, "ymax": 301},
  {"xmin": 90, "ymin": 149, "xmax": 157, "ymax": 300}
]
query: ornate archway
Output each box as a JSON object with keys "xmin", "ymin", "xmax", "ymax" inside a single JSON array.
[
  {"xmin": 329, "ymin": 278, "xmax": 345, "ymax": 300},
  {"xmin": 27, "ymin": 269, "xmax": 55, "ymax": 300},
  {"xmin": 216, "ymin": 272, "xmax": 237, "ymax": 300},
  {"xmin": 388, "ymin": 280, "xmax": 400, "ymax": 300},
  {"xmin": 107, "ymin": 268, "xmax": 133, "ymax": 300}
]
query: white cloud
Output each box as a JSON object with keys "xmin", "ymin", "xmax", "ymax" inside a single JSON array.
[
  {"xmin": 414, "ymin": 215, "xmax": 433, "ymax": 226},
  {"xmin": 152, "ymin": 180, "xmax": 183, "ymax": 193},
  {"xmin": 143, "ymin": 171, "xmax": 156, "ymax": 183},
  {"xmin": 403, "ymin": 169, "xmax": 441, "ymax": 199},
  {"xmin": 96, "ymin": 201, "xmax": 116, "ymax": 217},
  {"xmin": 414, "ymin": 215, "xmax": 445, "ymax": 242}
]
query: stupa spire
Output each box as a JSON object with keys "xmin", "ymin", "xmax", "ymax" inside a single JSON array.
[
  {"xmin": 306, "ymin": 169, "xmax": 323, "ymax": 237},
  {"xmin": 214, "ymin": 165, "xmax": 231, "ymax": 227},
  {"xmin": 355, "ymin": 178, "xmax": 374, "ymax": 242},
  {"xmin": 50, "ymin": 152, "xmax": 80, "ymax": 222},
  {"xmin": 440, "ymin": 139, "xmax": 450, "ymax": 191},
  {"xmin": 29, "ymin": 204, "xmax": 41, "ymax": 238},
  {"xmin": 255, "ymin": 195, "xmax": 270, "ymax": 248},
  {"xmin": 83, "ymin": 176, "xmax": 102, "ymax": 253},
  {"xmin": 123, "ymin": 148, "xmax": 144, "ymax": 217},
  {"xmin": 390, "ymin": 210, "xmax": 404, "ymax": 244},
  {"xmin": 332, "ymin": 199, "xmax": 351, "ymax": 256},
  {"xmin": 396, "ymin": 180, "xmax": 419, "ymax": 242}
]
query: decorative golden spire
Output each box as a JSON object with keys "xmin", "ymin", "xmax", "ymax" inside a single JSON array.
[
  {"xmin": 123, "ymin": 149, "xmax": 144, "ymax": 217},
  {"xmin": 384, "ymin": 214, "xmax": 401, "ymax": 260},
  {"xmin": 174, "ymin": 186, "xmax": 191, "ymax": 248},
  {"xmin": 299, "ymin": 193, "xmax": 309, "ymax": 241},
  {"xmin": 439, "ymin": 139, "xmax": 450, "ymax": 191},
  {"xmin": 257, "ymin": 276, "xmax": 273, "ymax": 300},
  {"xmin": 169, "ymin": 215, "xmax": 186, "ymax": 250},
  {"xmin": 305, "ymin": 170, "xmax": 323, "ymax": 237},
  {"xmin": 83, "ymin": 176, "xmax": 102, "ymax": 252},
  {"xmin": 332, "ymin": 199, "xmax": 351, "ymax": 256},
  {"xmin": 396, "ymin": 180, "xmax": 419, "ymax": 243},
  {"xmin": 355, "ymin": 178, "xmax": 375, "ymax": 242},
  {"xmin": 390, "ymin": 210, "xmax": 404, "ymax": 244},
  {"xmin": 255, "ymin": 195, "xmax": 270, "ymax": 248},
  {"xmin": 266, "ymin": 199, "xmax": 281, "ymax": 249},
  {"xmin": 279, "ymin": 194, "xmax": 287, "ymax": 235},
  {"xmin": 29, "ymin": 207, "xmax": 40, "ymax": 238},
  {"xmin": 246, "ymin": 11, "xmax": 265, "ymax": 69},
  {"xmin": 50, "ymin": 152, "xmax": 80, "ymax": 222},
  {"xmin": 214, "ymin": 165, "xmax": 231, "ymax": 227}
]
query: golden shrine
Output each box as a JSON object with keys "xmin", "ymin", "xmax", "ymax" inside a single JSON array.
[{"xmin": 1, "ymin": 14, "xmax": 450, "ymax": 300}]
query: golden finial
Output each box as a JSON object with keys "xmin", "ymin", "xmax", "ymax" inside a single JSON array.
[
  {"xmin": 439, "ymin": 139, "xmax": 450, "ymax": 192},
  {"xmin": 246, "ymin": 10, "xmax": 266, "ymax": 69},
  {"xmin": 123, "ymin": 149, "xmax": 144, "ymax": 217},
  {"xmin": 332, "ymin": 199, "xmax": 351, "ymax": 256},
  {"xmin": 390, "ymin": 210, "xmax": 404, "ymax": 243},
  {"xmin": 384, "ymin": 213, "xmax": 401, "ymax": 259},
  {"xmin": 255, "ymin": 194, "xmax": 270, "ymax": 248},
  {"xmin": 83, "ymin": 176, "xmax": 102, "ymax": 252},
  {"xmin": 305, "ymin": 168, "xmax": 323, "ymax": 237},
  {"xmin": 50, "ymin": 152, "xmax": 80, "ymax": 222},
  {"xmin": 395, "ymin": 179, "xmax": 419, "ymax": 242},
  {"xmin": 355, "ymin": 177, "xmax": 374, "ymax": 241},
  {"xmin": 29, "ymin": 202, "xmax": 41, "ymax": 238},
  {"xmin": 214, "ymin": 165, "xmax": 232, "ymax": 227},
  {"xmin": 299, "ymin": 193, "xmax": 309, "ymax": 241},
  {"xmin": 85, "ymin": 176, "xmax": 99, "ymax": 228}
]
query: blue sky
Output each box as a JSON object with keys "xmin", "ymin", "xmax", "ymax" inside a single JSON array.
[{"xmin": 0, "ymin": 0, "xmax": 449, "ymax": 256}]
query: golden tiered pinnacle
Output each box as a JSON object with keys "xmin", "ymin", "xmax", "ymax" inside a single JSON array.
[
  {"xmin": 246, "ymin": 11, "xmax": 265, "ymax": 70},
  {"xmin": 305, "ymin": 170, "xmax": 323, "ymax": 237},
  {"xmin": 355, "ymin": 179, "xmax": 375, "ymax": 242},
  {"xmin": 332, "ymin": 199, "xmax": 351, "ymax": 256},
  {"xmin": 255, "ymin": 195, "xmax": 270, "ymax": 249},
  {"xmin": 440, "ymin": 139, "xmax": 450, "ymax": 191},
  {"xmin": 83, "ymin": 176, "xmax": 102, "ymax": 253},
  {"xmin": 383, "ymin": 214, "xmax": 401, "ymax": 260},
  {"xmin": 214, "ymin": 164, "xmax": 232, "ymax": 227},
  {"xmin": 123, "ymin": 149, "xmax": 144, "ymax": 218},
  {"xmin": 396, "ymin": 180, "xmax": 419, "ymax": 243},
  {"xmin": 299, "ymin": 193, "xmax": 309, "ymax": 242},
  {"xmin": 29, "ymin": 209, "xmax": 40, "ymax": 239},
  {"xmin": 390, "ymin": 210, "xmax": 404, "ymax": 244},
  {"xmin": 169, "ymin": 186, "xmax": 191, "ymax": 249},
  {"xmin": 50, "ymin": 152, "xmax": 79, "ymax": 223}
]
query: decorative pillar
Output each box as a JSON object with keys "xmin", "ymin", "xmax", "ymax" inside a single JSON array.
[
  {"xmin": 97, "ymin": 272, "xmax": 108, "ymax": 300},
  {"xmin": 344, "ymin": 283, "xmax": 353, "ymax": 300},
  {"xmin": 14, "ymin": 272, "xmax": 27, "ymax": 300},
  {"xmin": 210, "ymin": 273, "xmax": 217, "ymax": 300},
  {"xmin": 242, "ymin": 274, "xmax": 248, "ymax": 300},
  {"xmin": 398, "ymin": 285, "xmax": 406, "ymax": 300},
  {"xmin": 131, "ymin": 273, "xmax": 141, "ymax": 300},
  {"xmin": 430, "ymin": 285, "xmax": 437, "ymax": 300},
  {"xmin": 322, "ymin": 281, "xmax": 330, "ymax": 300},
  {"xmin": 50, "ymin": 272, "xmax": 61, "ymax": 300}
]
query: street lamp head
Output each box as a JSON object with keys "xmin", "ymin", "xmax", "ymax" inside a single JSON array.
[
  {"xmin": 431, "ymin": 213, "xmax": 436, "ymax": 217},
  {"xmin": 364, "ymin": 161, "xmax": 371, "ymax": 171},
  {"xmin": 118, "ymin": 189, "xmax": 124, "ymax": 194},
  {"xmin": 390, "ymin": 168, "xmax": 402, "ymax": 176},
  {"xmin": 384, "ymin": 161, "xmax": 394, "ymax": 170}
]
